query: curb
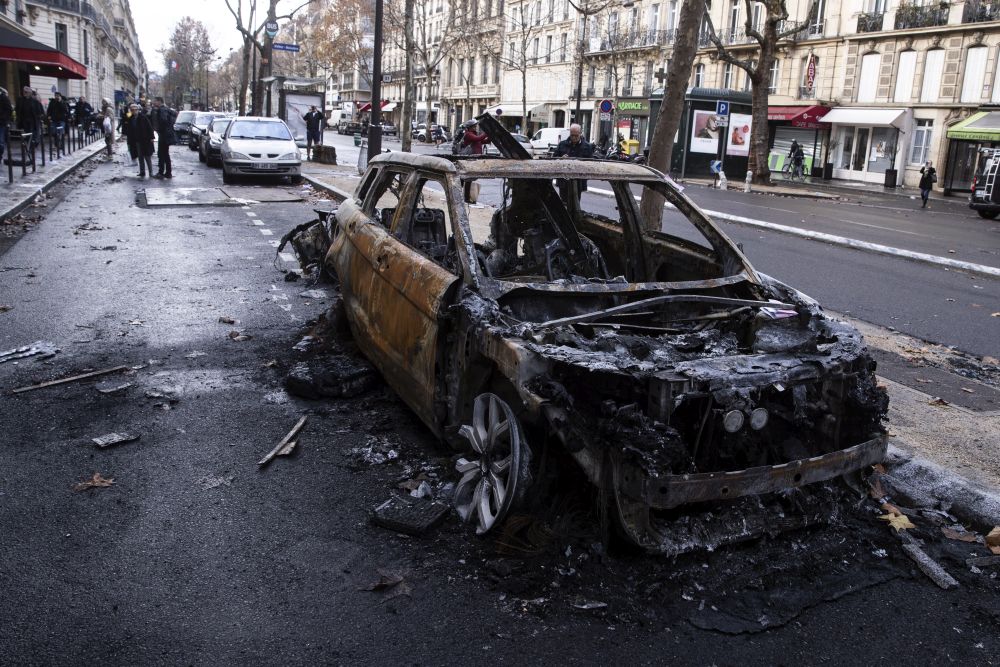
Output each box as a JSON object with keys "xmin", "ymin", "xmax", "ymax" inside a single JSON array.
[
  {"xmin": 0, "ymin": 141, "xmax": 107, "ymax": 222},
  {"xmin": 884, "ymin": 443, "xmax": 1000, "ymax": 530},
  {"xmin": 302, "ymin": 173, "xmax": 353, "ymax": 203}
]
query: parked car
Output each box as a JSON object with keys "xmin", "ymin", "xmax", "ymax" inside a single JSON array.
[
  {"xmin": 338, "ymin": 119, "xmax": 363, "ymax": 135},
  {"xmin": 188, "ymin": 111, "xmax": 229, "ymax": 150},
  {"xmin": 485, "ymin": 132, "xmax": 532, "ymax": 156},
  {"xmin": 529, "ymin": 127, "xmax": 570, "ymax": 154},
  {"xmin": 412, "ymin": 123, "xmax": 449, "ymax": 142},
  {"xmin": 173, "ymin": 110, "xmax": 197, "ymax": 145},
  {"xmin": 320, "ymin": 117, "xmax": 888, "ymax": 552},
  {"xmin": 379, "ymin": 122, "xmax": 397, "ymax": 136},
  {"xmin": 199, "ymin": 116, "xmax": 233, "ymax": 166},
  {"xmin": 221, "ymin": 116, "xmax": 302, "ymax": 185}
]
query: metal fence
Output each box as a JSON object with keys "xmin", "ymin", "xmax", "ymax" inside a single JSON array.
[{"xmin": 4, "ymin": 121, "xmax": 104, "ymax": 184}]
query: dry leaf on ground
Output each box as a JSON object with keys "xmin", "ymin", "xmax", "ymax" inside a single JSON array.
[
  {"xmin": 987, "ymin": 527, "xmax": 1000, "ymax": 555},
  {"xmin": 879, "ymin": 512, "xmax": 915, "ymax": 532},
  {"xmin": 360, "ymin": 569, "xmax": 412, "ymax": 600},
  {"xmin": 72, "ymin": 472, "xmax": 114, "ymax": 492},
  {"xmin": 941, "ymin": 526, "xmax": 978, "ymax": 543}
]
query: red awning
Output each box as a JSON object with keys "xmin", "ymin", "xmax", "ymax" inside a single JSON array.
[
  {"xmin": 357, "ymin": 100, "xmax": 389, "ymax": 113},
  {"xmin": 768, "ymin": 105, "xmax": 830, "ymax": 129},
  {"xmin": 0, "ymin": 26, "xmax": 87, "ymax": 80}
]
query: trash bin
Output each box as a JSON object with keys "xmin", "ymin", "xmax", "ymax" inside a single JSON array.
[
  {"xmin": 353, "ymin": 132, "xmax": 362, "ymax": 147},
  {"xmin": 623, "ymin": 139, "xmax": 639, "ymax": 156}
]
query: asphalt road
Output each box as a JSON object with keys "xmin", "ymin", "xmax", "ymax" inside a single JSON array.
[
  {"xmin": 1, "ymin": 145, "xmax": 998, "ymax": 665},
  {"xmin": 321, "ymin": 132, "xmax": 999, "ymax": 359}
]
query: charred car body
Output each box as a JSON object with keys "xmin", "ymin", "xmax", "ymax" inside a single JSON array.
[{"xmin": 322, "ymin": 117, "xmax": 888, "ymax": 553}]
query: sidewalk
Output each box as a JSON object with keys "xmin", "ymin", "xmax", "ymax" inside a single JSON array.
[
  {"xmin": 687, "ymin": 173, "xmax": 963, "ymax": 205},
  {"xmin": 0, "ymin": 139, "xmax": 108, "ymax": 222}
]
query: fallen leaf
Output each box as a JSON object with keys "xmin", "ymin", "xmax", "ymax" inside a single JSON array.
[
  {"xmin": 360, "ymin": 569, "xmax": 412, "ymax": 600},
  {"xmin": 218, "ymin": 316, "xmax": 236, "ymax": 324},
  {"xmin": 942, "ymin": 526, "xmax": 978, "ymax": 543},
  {"xmin": 929, "ymin": 397, "xmax": 950, "ymax": 406},
  {"xmin": 879, "ymin": 512, "xmax": 915, "ymax": 532},
  {"xmin": 983, "ymin": 356, "xmax": 999, "ymax": 366},
  {"xmin": 72, "ymin": 472, "xmax": 115, "ymax": 492},
  {"xmin": 987, "ymin": 527, "xmax": 1000, "ymax": 556},
  {"xmin": 228, "ymin": 331, "xmax": 252, "ymax": 342}
]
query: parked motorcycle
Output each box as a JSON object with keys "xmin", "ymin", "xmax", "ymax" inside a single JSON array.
[{"xmin": 605, "ymin": 144, "xmax": 646, "ymax": 164}]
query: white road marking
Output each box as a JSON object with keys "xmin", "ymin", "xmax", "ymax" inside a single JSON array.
[
  {"xmin": 268, "ymin": 240, "xmax": 280, "ymax": 247},
  {"xmin": 279, "ymin": 304, "xmax": 293, "ymax": 311},
  {"xmin": 260, "ymin": 229, "xmax": 273, "ymax": 236},
  {"xmin": 246, "ymin": 211, "xmax": 257, "ymax": 217},
  {"xmin": 252, "ymin": 220, "xmax": 264, "ymax": 226},
  {"xmin": 279, "ymin": 252, "xmax": 296, "ymax": 263}
]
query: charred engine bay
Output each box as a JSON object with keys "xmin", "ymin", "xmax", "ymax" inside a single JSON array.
[{"xmin": 506, "ymin": 296, "xmax": 888, "ymax": 480}]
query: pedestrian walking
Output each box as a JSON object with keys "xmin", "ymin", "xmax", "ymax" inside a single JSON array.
[
  {"xmin": 919, "ymin": 161, "xmax": 937, "ymax": 209},
  {"xmin": 15, "ymin": 86, "xmax": 43, "ymax": 151},
  {"xmin": 100, "ymin": 98, "xmax": 115, "ymax": 156},
  {"xmin": 120, "ymin": 102, "xmax": 137, "ymax": 165},
  {"xmin": 46, "ymin": 92, "xmax": 68, "ymax": 154},
  {"xmin": 74, "ymin": 95, "xmax": 93, "ymax": 136},
  {"xmin": 149, "ymin": 97, "xmax": 176, "ymax": 178},
  {"xmin": 0, "ymin": 87, "xmax": 12, "ymax": 161},
  {"xmin": 127, "ymin": 103, "xmax": 154, "ymax": 177},
  {"xmin": 302, "ymin": 105, "xmax": 323, "ymax": 160}
]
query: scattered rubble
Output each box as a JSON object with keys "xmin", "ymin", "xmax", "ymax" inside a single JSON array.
[
  {"xmin": 372, "ymin": 494, "xmax": 449, "ymax": 536},
  {"xmin": 228, "ymin": 331, "xmax": 252, "ymax": 342},
  {"xmin": 218, "ymin": 316, "xmax": 236, "ymax": 324},
  {"xmin": 359, "ymin": 569, "xmax": 412, "ymax": 600},
  {"xmin": 258, "ymin": 416, "xmax": 307, "ymax": 466},
  {"xmin": 285, "ymin": 355, "xmax": 378, "ymax": 399},
  {"xmin": 0, "ymin": 340, "xmax": 60, "ymax": 364},
  {"xmin": 197, "ymin": 475, "xmax": 234, "ymax": 490},
  {"xmin": 0, "ymin": 305, "xmax": 11, "ymax": 313},
  {"xmin": 91, "ymin": 432, "xmax": 140, "ymax": 449},
  {"xmin": 348, "ymin": 435, "xmax": 399, "ymax": 466},
  {"xmin": 95, "ymin": 381, "xmax": 133, "ymax": 394}
]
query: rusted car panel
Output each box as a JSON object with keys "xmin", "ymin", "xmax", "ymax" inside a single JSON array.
[{"xmin": 324, "ymin": 141, "xmax": 888, "ymax": 551}]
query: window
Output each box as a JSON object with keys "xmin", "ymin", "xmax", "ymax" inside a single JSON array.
[
  {"xmin": 769, "ymin": 58, "xmax": 780, "ymax": 93},
  {"xmin": 609, "ymin": 11, "xmax": 619, "ymax": 37},
  {"xmin": 750, "ymin": 2, "xmax": 763, "ymax": 32},
  {"xmin": 548, "ymin": 0, "xmax": 554, "ymax": 22},
  {"xmin": 458, "ymin": 58, "xmax": 465, "ymax": 83},
  {"xmin": 667, "ymin": 0, "xmax": 678, "ymax": 31},
  {"xmin": 909, "ymin": 119, "xmax": 933, "ymax": 165},
  {"xmin": 563, "ymin": 0, "xmax": 569, "ymax": 20},
  {"xmin": 482, "ymin": 57, "xmax": 489, "ymax": 83},
  {"xmin": 645, "ymin": 60, "xmax": 654, "ymax": 91},
  {"xmin": 605, "ymin": 64, "xmax": 613, "ymax": 93},
  {"xmin": 728, "ymin": 0, "xmax": 740, "ymax": 40},
  {"xmin": 808, "ymin": 0, "xmax": 826, "ymax": 35},
  {"xmin": 588, "ymin": 65, "xmax": 596, "ymax": 89},
  {"xmin": 742, "ymin": 69, "xmax": 752, "ymax": 91},
  {"xmin": 920, "ymin": 49, "xmax": 944, "ymax": 103},
  {"xmin": 857, "ymin": 52, "xmax": 880, "ymax": 103},
  {"xmin": 508, "ymin": 42, "xmax": 515, "ymax": 64},
  {"xmin": 694, "ymin": 63, "xmax": 704, "ymax": 87},
  {"xmin": 545, "ymin": 35, "xmax": 552, "ymax": 63},
  {"xmin": 83, "ymin": 30, "xmax": 89, "ymax": 65},
  {"xmin": 992, "ymin": 53, "xmax": 1000, "ymax": 103},
  {"xmin": 494, "ymin": 57, "xmax": 501, "ymax": 83},
  {"xmin": 891, "ymin": 50, "xmax": 916, "ymax": 103},
  {"xmin": 532, "ymin": 37, "xmax": 539, "ymax": 64},
  {"xmin": 723, "ymin": 62, "xmax": 733, "ymax": 88},
  {"xmin": 800, "ymin": 55, "xmax": 818, "ymax": 95},
  {"xmin": 624, "ymin": 63, "xmax": 634, "ymax": 92},
  {"xmin": 55, "ymin": 23, "xmax": 68, "ymax": 54},
  {"xmin": 649, "ymin": 4, "xmax": 660, "ymax": 32},
  {"xmin": 560, "ymin": 33, "xmax": 567, "ymax": 61},
  {"xmin": 961, "ymin": 46, "xmax": 988, "ymax": 103}
]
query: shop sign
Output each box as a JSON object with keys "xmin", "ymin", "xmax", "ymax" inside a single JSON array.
[{"xmin": 616, "ymin": 99, "xmax": 650, "ymax": 116}]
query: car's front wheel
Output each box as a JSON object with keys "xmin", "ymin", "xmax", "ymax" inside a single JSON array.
[
  {"xmin": 198, "ymin": 146, "xmax": 206, "ymax": 163},
  {"xmin": 978, "ymin": 210, "xmax": 998, "ymax": 219},
  {"xmin": 290, "ymin": 174, "xmax": 303, "ymax": 185},
  {"xmin": 222, "ymin": 165, "xmax": 235, "ymax": 184},
  {"xmin": 454, "ymin": 392, "xmax": 532, "ymax": 535}
]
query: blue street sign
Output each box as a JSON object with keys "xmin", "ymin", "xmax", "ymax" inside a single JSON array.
[
  {"xmin": 709, "ymin": 160, "xmax": 723, "ymax": 174},
  {"xmin": 272, "ymin": 43, "xmax": 300, "ymax": 52},
  {"xmin": 715, "ymin": 100, "xmax": 730, "ymax": 116}
]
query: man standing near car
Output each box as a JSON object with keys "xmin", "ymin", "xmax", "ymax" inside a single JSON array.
[
  {"xmin": 303, "ymin": 105, "xmax": 323, "ymax": 160},
  {"xmin": 149, "ymin": 97, "xmax": 176, "ymax": 178},
  {"xmin": 553, "ymin": 124, "xmax": 594, "ymax": 203}
]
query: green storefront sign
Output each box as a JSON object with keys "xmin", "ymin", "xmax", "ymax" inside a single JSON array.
[{"xmin": 616, "ymin": 99, "xmax": 650, "ymax": 116}]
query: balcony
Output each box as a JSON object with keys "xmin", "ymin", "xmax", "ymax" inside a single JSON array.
[
  {"xmin": 857, "ymin": 12, "xmax": 885, "ymax": 33},
  {"xmin": 621, "ymin": 86, "xmax": 633, "ymax": 96},
  {"xmin": 114, "ymin": 62, "xmax": 137, "ymax": 83},
  {"xmin": 602, "ymin": 86, "xmax": 612, "ymax": 96},
  {"xmin": 895, "ymin": 2, "xmax": 950, "ymax": 29},
  {"xmin": 585, "ymin": 86, "xmax": 595, "ymax": 96},
  {"xmin": 964, "ymin": 0, "xmax": 1000, "ymax": 22},
  {"xmin": 585, "ymin": 28, "xmax": 676, "ymax": 54}
]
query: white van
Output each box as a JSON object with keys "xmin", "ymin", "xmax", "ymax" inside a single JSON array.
[{"xmin": 529, "ymin": 127, "xmax": 570, "ymax": 154}]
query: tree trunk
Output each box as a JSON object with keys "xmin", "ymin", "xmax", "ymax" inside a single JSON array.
[
  {"xmin": 748, "ymin": 68, "xmax": 772, "ymax": 184},
  {"xmin": 401, "ymin": 0, "xmax": 415, "ymax": 151},
  {"xmin": 521, "ymin": 71, "xmax": 527, "ymax": 132},
  {"xmin": 239, "ymin": 39, "xmax": 251, "ymax": 115},
  {"xmin": 638, "ymin": 0, "xmax": 704, "ymax": 232}
]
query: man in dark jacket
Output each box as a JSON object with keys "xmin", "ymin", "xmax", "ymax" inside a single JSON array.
[
  {"xmin": 149, "ymin": 97, "xmax": 176, "ymax": 178},
  {"xmin": 553, "ymin": 124, "xmax": 594, "ymax": 202},
  {"xmin": 74, "ymin": 95, "xmax": 93, "ymax": 134},
  {"xmin": 15, "ymin": 86, "xmax": 43, "ymax": 148},
  {"xmin": 303, "ymin": 105, "xmax": 323, "ymax": 160},
  {"xmin": 47, "ymin": 92, "xmax": 68, "ymax": 152},
  {"xmin": 127, "ymin": 103, "xmax": 155, "ymax": 177}
]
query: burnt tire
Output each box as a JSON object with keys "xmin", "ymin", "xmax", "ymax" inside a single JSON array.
[
  {"xmin": 454, "ymin": 392, "xmax": 532, "ymax": 535},
  {"xmin": 978, "ymin": 210, "xmax": 998, "ymax": 219}
]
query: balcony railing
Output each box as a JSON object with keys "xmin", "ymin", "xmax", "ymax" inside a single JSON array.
[
  {"xmin": 585, "ymin": 86, "xmax": 595, "ymax": 96},
  {"xmin": 964, "ymin": 0, "xmax": 1000, "ymax": 22},
  {"xmin": 895, "ymin": 2, "xmax": 950, "ymax": 29},
  {"xmin": 602, "ymin": 86, "xmax": 612, "ymax": 95},
  {"xmin": 798, "ymin": 85, "xmax": 816, "ymax": 99},
  {"xmin": 857, "ymin": 12, "xmax": 885, "ymax": 33},
  {"xmin": 585, "ymin": 28, "xmax": 676, "ymax": 53},
  {"xmin": 621, "ymin": 86, "xmax": 633, "ymax": 96}
]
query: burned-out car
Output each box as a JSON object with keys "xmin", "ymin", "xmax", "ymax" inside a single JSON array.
[{"xmin": 322, "ymin": 122, "xmax": 888, "ymax": 553}]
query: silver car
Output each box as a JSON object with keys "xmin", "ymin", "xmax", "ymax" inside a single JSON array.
[{"xmin": 221, "ymin": 117, "xmax": 302, "ymax": 184}]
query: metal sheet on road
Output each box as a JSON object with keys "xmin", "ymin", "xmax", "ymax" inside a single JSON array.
[
  {"xmin": 221, "ymin": 187, "xmax": 305, "ymax": 202},
  {"xmin": 140, "ymin": 187, "xmax": 237, "ymax": 207}
]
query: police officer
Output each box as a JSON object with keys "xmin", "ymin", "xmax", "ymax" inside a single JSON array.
[{"xmin": 149, "ymin": 96, "xmax": 176, "ymax": 178}]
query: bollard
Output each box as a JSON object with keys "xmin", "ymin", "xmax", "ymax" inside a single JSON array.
[
  {"xmin": 744, "ymin": 169, "xmax": 753, "ymax": 193},
  {"xmin": 718, "ymin": 171, "xmax": 727, "ymax": 190}
]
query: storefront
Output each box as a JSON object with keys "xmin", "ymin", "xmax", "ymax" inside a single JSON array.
[
  {"xmin": 614, "ymin": 97, "xmax": 651, "ymax": 152},
  {"xmin": 0, "ymin": 25, "xmax": 87, "ymax": 93},
  {"xmin": 943, "ymin": 110, "xmax": 1000, "ymax": 196},
  {"xmin": 820, "ymin": 107, "xmax": 912, "ymax": 186},
  {"xmin": 767, "ymin": 105, "xmax": 829, "ymax": 176}
]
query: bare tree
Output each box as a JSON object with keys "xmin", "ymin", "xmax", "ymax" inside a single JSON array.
[
  {"xmin": 223, "ymin": 0, "xmax": 315, "ymax": 114},
  {"xmin": 484, "ymin": 2, "xmax": 548, "ymax": 129},
  {"xmin": 705, "ymin": 0, "xmax": 817, "ymax": 183},
  {"xmin": 160, "ymin": 18, "xmax": 214, "ymax": 108},
  {"xmin": 637, "ymin": 0, "xmax": 705, "ymax": 231}
]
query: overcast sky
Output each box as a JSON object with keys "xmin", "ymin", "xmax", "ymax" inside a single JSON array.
[{"xmin": 132, "ymin": 1, "xmax": 304, "ymax": 74}]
